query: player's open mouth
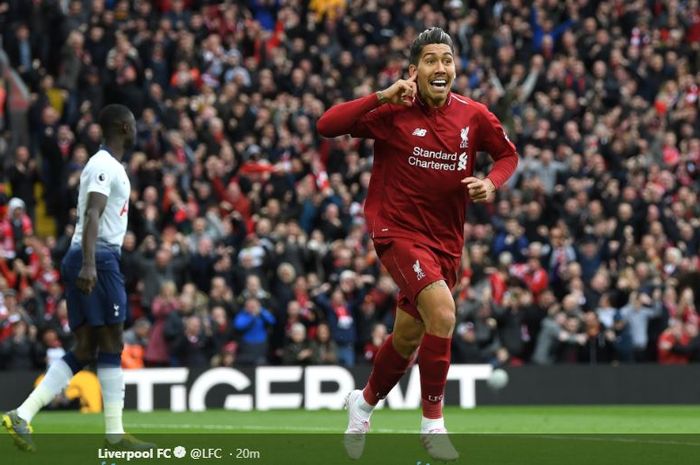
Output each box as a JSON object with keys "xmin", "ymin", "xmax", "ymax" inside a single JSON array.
[{"xmin": 430, "ymin": 79, "xmax": 448, "ymax": 91}]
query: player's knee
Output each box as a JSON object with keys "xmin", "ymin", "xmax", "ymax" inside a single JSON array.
[
  {"xmin": 97, "ymin": 325, "xmax": 124, "ymax": 354},
  {"xmin": 425, "ymin": 301, "xmax": 456, "ymax": 336},
  {"xmin": 73, "ymin": 338, "xmax": 96, "ymax": 363},
  {"xmin": 98, "ymin": 340, "xmax": 124, "ymax": 355},
  {"xmin": 72, "ymin": 347, "xmax": 95, "ymax": 364},
  {"xmin": 97, "ymin": 335, "xmax": 123, "ymax": 355},
  {"xmin": 393, "ymin": 331, "xmax": 422, "ymax": 357}
]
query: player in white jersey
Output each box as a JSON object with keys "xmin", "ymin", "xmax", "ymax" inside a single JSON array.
[{"xmin": 3, "ymin": 104, "xmax": 153, "ymax": 451}]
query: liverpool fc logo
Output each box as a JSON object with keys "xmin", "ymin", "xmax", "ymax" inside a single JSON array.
[
  {"xmin": 413, "ymin": 260, "xmax": 426, "ymax": 280},
  {"xmin": 460, "ymin": 126, "xmax": 469, "ymax": 149}
]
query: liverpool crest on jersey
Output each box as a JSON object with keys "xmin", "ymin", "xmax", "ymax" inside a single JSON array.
[{"xmin": 460, "ymin": 126, "xmax": 469, "ymax": 149}]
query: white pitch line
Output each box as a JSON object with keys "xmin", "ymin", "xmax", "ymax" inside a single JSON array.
[
  {"xmin": 130, "ymin": 424, "xmax": 700, "ymax": 446},
  {"xmin": 131, "ymin": 423, "xmax": 415, "ymax": 433},
  {"xmin": 533, "ymin": 434, "xmax": 700, "ymax": 448}
]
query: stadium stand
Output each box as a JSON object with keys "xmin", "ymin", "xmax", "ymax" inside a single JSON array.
[{"xmin": 0, "ymin": 0, "xmax": 698, "ymax": 370}]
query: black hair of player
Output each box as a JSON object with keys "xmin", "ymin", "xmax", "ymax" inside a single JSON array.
[
  {"xmin": 98, "ymin": 104, "xmax": 133, "ymax": 139},
  {"xmin": 409, "ymin": 27, "xmax": 455, "ymax": 66}
]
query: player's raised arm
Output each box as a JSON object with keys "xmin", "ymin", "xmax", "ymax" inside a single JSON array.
[
  {"xmin": 76, "ymin": 191, "xmax": 108, "ymax": 294},
  {"xmin": 316, "ymin": 73, "xmax": 417, "ymax": 138}
]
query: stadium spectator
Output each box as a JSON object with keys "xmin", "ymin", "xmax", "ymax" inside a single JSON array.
[
  {"xmin": 466, "ymin": 298, "xmax": 502, "ymax": 363},
  {"xmin": 579, "ymin": 311, "xmax": 616, "ymax": 364},
  {"xmin": 556, "ymin": 316, "xmax": 587, "ymax": 364},
  {"xmin": 7, "ymin": 147, "xmax": 38, "ymax": 220},
  {"xmin": 494, "ymin": 288, "xmax": 537, "ymax": 363},
  {"xmin": 144, "ymin": 281, "xmax": 179, "ymax": 367},
  {"xmin": 211, "ymin": 341, "xmax": 238, "ymax": 368},
  {"xmin": 361, "ymin": 323, "xmax": 387, "ymax": 364},
  {"xmin": 274, "ymin": 299, "xmax": 316, "ymax": 360},
  {"xmin": 0, "ymin": 198, "xmax": 33, "ymax": 261},
  {"xmin": 133, "ymin": 235, "xmax": 190, "ymax": 312},
  {"xmin": 670, "ymin": 321, "xmax": 700, "ymax": 362},
  {"xmin": 311, "ymin": 284, "xmax": 357, "ymax": 367},
  {"xmin": 162, "ymin": 286, "xmax": 198, "ymax": 366},
  {"xmin": 453, "ymin": 321, "xmax": 486, "ymax": 364},
  {"xmin": 619, "ymin": 290, "xmax": 664, "ymax": 361},
  {"xmin": 46, "ymin": 299, "xmax": 73, "ymax": 350},
  {"xmin": 281, "ymin": 322, "xmax": 313, "ymax": 365},
  {"xmin": 0, "ymin": 289, "xmax": 23, "ymax": 340},
  {"xmin": 0, "ymin": 319, "xmax": 40, "ymax": 370},
  {"xmin": 171, "ymin": 315, "xmax": 214, "ymax": 368},
  {"xmin": 208, "ymin": 276, "xmax": 236, "ymax": 316},
  {"xmin": 122, "ymin": 318, "xmax": 151, "ymax": 370},
  {"xmin": 206, "ymin": 305, "xmax": 232, "ymax": 354},
  {"xmin": 532, "ymin": 310, "xmax": 567, "ymax": 365},
  {"xmin": 658, "ymin": 318, "xmax": 691, "ymax": 364},
  {"xmin": 35, "ymin": 327, "xmax": 66, "ymax": 370},
  {"xmin": 311, "ymin": 322, "xmax": 338, "ymax": 365},
  {"xmin": 510, "ymin": 242, "xmax": 549, "ymax": 301},
  {"xmin": 233, "ymin": 297, "xmax": 275, "ymax": 365},
  {"xmin": 493, "ymin": 217, "xmax": 529, "ymax": 263}
]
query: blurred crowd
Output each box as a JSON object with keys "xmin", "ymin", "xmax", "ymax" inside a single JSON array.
[{"xmin": 0, "ymin": 0, "xmax": 699, "ymax": 371}]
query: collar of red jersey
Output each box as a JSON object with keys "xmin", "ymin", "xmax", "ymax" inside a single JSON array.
[{"xmin": 416, "ymin": 92, "xmax": 453, "ymax": 113}]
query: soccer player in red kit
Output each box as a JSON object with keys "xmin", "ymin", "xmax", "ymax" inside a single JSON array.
[{"xmin": 317, "ymin": 28, "xmax": 518, "ymax": 461}]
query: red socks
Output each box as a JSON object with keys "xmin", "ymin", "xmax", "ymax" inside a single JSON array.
[
  {"xmin": 362, "ymin": 332, "xmax": 452, "ymax": 420},
  {"xmin": 363, "ymin": 335, "xmax": 411, "ymax": 405},
  {"xmin": 418, "ymin": 333, "xmax": 451, "ymax": 419}
]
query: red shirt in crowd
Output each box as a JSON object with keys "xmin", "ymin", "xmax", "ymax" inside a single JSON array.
[
  {"xmin": 658, "ymin": 329, "xmax": 690, "ymax": 365},
  {"xmin": 317, "ymin": 92, "xmax": 518, "ymax": 258},
  {"xmin": 363, "ymin": 341, "xmax": 381, "ymax": 363}
]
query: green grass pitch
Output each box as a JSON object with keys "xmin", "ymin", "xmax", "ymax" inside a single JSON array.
[
  {"xmin": 28, "ymin": 405, "xmax": 700, "ymax": 433},
  {"xmin": 4, "ymin": 407, "xmax": 700, "ymax": 465}
]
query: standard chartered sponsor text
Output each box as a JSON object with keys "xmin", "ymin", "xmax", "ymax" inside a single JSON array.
[
  {"xmin": 410, "ymin": 146, "xmax": 466, "ymax": 171},
  {"xmin": 413, "ymin": 146, "xmax": 458, "ymax": 161}
]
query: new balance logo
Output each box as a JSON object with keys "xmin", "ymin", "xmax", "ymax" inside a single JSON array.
[
  {"xmin": 413, "ymin": 260, "xmax": 426, "ymax": 280},
  {"xmin": 412, "ymin": 128, "xmax": 427, "ymax": 137}
]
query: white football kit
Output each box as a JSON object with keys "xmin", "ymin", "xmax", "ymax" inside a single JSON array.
[{"xmin": 71, "ymin": 149, "xmax": 131, "ymax": 248}]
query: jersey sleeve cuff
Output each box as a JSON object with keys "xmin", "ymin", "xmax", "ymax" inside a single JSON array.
[
  {"xmin": 485, "ymin": 175, "xmax": 500, "ymax": 189},
  {"xmin": 85, "ymin": 185, "xmax": 111, "ymax": 197}
]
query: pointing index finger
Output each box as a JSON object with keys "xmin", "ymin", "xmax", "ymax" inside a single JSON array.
[{"xmin": 407, "ymin": 73, "xmax": 417, "ymax": 82}]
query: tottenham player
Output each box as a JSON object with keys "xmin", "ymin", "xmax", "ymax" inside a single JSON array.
[
  {"xmin": 317, "ymin": 28, "xmax": 518, "ymax": 461},
  {"xmin": 3, "ymin": 104, "xmax": 152, "ymax": 451}
]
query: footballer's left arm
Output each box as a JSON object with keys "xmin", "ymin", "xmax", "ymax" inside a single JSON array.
[
  {"xmin": 462, "ymin": 107, "xmax": 519, "ymax": 203},
  {"xmin": 480, "ymin": 107, "xmax": 519, "ymax": 188}
]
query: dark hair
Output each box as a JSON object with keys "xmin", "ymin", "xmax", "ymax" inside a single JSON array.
[
  {"xmin": 409, "ymin": 27, "xmax": 455, "ymax": 65},
  {"xmin": 98, "ymin": 104, "xmax": 133, "ymax": 137}
]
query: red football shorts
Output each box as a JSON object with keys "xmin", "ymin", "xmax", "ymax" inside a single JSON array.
[{"xmin": 374, "ymin": 237, "xmax": 460, "ymax": 321}]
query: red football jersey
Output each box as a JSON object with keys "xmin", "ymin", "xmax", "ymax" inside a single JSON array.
[{"xmin": 347, "ymin": 93, "xmax": 518, "ymax": 258}]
